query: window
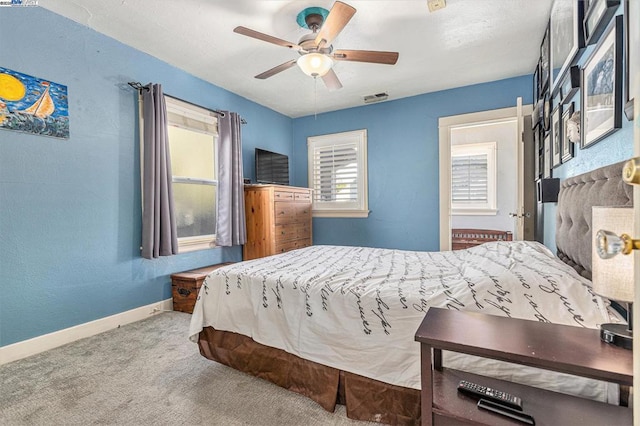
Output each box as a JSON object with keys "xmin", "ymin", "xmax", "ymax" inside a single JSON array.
[
  {"xmin": 307, "ymin": 129, "xmax": 368, "ymax": 218},
  {"xmin": 165, "ymin": 96, "xmax": 218, "ymax": 252},
  {"xmin": 451, "ymin": 141, "xmax": 497, "ymax": 215}
]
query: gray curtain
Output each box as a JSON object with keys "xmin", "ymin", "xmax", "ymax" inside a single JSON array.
[
  {"xmin": 141, "ymin": 84, "xmax": 178, "ymax": 259},
  {"xmin": 216, "ymin": 112, "xmax": 246, "ymax": 247}
]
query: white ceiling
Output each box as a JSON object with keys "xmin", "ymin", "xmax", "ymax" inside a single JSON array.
[{"xmin": 38, "ymin": 0, "xmax": 553, "ymax": 118}]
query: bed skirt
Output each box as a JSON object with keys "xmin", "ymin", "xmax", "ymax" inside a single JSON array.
[{"xmin": 197, "ymin": 327, "xmax": 421, "ymax": 425}]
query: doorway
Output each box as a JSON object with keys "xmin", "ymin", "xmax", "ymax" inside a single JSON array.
[{"xmin": 438, "ymin": 102, "xmax": 533, "ymax": 250}]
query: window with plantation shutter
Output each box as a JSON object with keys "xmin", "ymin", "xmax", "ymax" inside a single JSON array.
[
  {"xmin": 307, "ymin": 129, "xmax": 369, "ymax": 218},
  {"xmin": 451, "ymin": 142, "xmax": 497, "ymax": 215}
]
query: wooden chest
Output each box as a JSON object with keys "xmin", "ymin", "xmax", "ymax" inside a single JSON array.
[
  {"xmin": 171, "ymin": 263, "xmax": 233, "ymax": 313},
  {"xmin": 243, "ymin": 185, "xmax": 313, "ymax": 260}
]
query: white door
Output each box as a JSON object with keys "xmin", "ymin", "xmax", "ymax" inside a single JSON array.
[{"xmin": 438, "ymin": 101, "xmax": 532, "ymax": 250}]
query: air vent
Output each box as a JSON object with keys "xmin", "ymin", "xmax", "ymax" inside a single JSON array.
[
  {"xmin": 427, "ymin": 0, "xmax": 446, "ymax": 12},
  {"xmin": 364, "ymin": 92, "xmax": 389, "ymax": 104}
]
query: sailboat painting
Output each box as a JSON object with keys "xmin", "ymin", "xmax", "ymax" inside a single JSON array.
[{"xmin": 0, "ymin": 67, "xmax": 69, "ymax": 139}]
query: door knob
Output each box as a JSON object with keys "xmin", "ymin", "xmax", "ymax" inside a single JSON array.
[{"xmin": 622, "ymin": 158, "xmax": 640, "ymax": 185}]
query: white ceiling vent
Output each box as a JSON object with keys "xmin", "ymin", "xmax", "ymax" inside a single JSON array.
[
  {"xmin": 364, "ymin": 92, "xmax": 389, "ymax": 104},
  {"xmin": 427, "ymin": 0, "xmax": 446, "ymax": 12}
]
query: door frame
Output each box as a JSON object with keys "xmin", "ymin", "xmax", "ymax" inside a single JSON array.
[{"xmin": 438, "ymin": 103, "xmax": 533, "ymax": 250}]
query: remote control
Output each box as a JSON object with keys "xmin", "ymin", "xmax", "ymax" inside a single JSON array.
[
  {"xmin": 477, "ymin": 399, "xmax": 535, "ymax": 425},
  {"xmin": 457, "ymin": 380, "xmax": 523, "ymax": 410}
]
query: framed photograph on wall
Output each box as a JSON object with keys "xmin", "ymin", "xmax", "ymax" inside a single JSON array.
[
  {"xmin": 562, "ymin": 102, "xmax": 576, "ymax": 162},
  {"xmin": 560, "ymin": 65, "xmax": 581, "ymax": 104},
  {"xmin": 543, "ymin": 133, "xmax": 552, "ymax": 179},
  {"xmin": 625, "ymin": 0, "xmax": 637, "ymax": 118},
  {"xmin": 540, "ymin": 24, "xmax": 550, "ymax": 92},
  {"xmin": 581, "ymin": 15, "xmax": 623, "ymax": 148},
  {"xmin": 534, "ymin": 126, "xmax": 541, "ymax": 178},
  {"xmin": 551, "ymin": 105, "xmax": 563, "ymax": 168},
  {"xmin": 550, "ymin": 0, "xmax": 585, "ymax": 92},
  {"xmin": 543, "ymin": 92, "xmax": 551, "ymax": 131},
  {"xmin": 584, "ymin": 0, "xmax": 620, "ymax": 45},
  {"xmin": 533, "ymin": 63, "xmax": 540, "ymax": 102}
]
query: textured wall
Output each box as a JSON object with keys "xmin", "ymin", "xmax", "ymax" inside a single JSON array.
[{"xmin": 0, "ymin": 7, "xmax": 293, "ymax": 347}]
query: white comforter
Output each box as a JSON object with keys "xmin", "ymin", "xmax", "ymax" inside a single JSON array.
[{"xmin": 189, "ymin": 242, "xmax": 614, "ymax": 399}]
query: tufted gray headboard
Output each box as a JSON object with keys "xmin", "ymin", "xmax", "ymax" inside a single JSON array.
[{"xmin": 556, "ymin": 161, "xmax": 633, "ymax": 280}]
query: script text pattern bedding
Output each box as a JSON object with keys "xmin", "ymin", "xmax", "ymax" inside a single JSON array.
[{"xmin": 189, "ymin": 242, "xmax": 612, "ymax": 396}]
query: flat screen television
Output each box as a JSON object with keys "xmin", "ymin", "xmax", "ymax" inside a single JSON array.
[{"xmin": 255, "ymin": 148, "xmax": 289, "ymax": 185}]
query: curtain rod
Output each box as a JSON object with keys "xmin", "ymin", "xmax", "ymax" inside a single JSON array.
[{"xmin": 127, "ymin": 81, "xmax": 247, "ymax": 124}]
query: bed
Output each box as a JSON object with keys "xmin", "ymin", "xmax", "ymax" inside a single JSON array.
[{"xmin": 188, "ymin": 161, "xmax": 632, "ymax": 425}]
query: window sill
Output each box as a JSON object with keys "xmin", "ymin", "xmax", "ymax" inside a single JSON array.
[
  {"xmin": 312, "ymin": 210, "xmax": 370, "ymax": 218},
  {"xmin": 178, "ymin": 239, "xmax": 217, "ymax": 253}
]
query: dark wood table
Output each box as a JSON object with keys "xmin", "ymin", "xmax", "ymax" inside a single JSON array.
[{"xmin": 415, "ymin": 308, "xmax": 632, "ymax": 425}]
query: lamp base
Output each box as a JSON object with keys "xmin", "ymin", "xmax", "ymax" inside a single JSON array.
[{"xmin": 600, "ymin": 323, "xmax": 632, "ymax": 350}]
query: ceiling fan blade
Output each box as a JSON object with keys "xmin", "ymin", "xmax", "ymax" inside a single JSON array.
[
  {"xmin": 255, "ymin": 59, "xmax": 298, "ymax": 79},
  {"xmin": 333, "ymin": 49, "xmax": 399, "ymax": 65},
  {"xmin": 314, "ymin": 1, "xmax": 356, "ymax": 48},
  {"xmin": 321, "ymin": 69, "xmax": 343, "ymax": 91},
  {"xmin": 234, "ymin": 26, "xmax": 302, "ymax": 51}
]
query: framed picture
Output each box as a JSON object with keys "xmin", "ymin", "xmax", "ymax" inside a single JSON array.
[
  {"xmin": 533, "ymin": 63, "xmax": 540, "ymax": 102},
  {"xmin": 540, "ymin": 23, "xmax": 550, "ymax": 93},
  {"xmin": 551, "ymin": 105, "xmax": 563, "ymax": 168},
  {"xmin": 550, "ymin": 0, "xmax": 585, "ymax": 92},
  {"xmin": 562, "ymin": 102, "xmax": 576, "ymax": 162},
  {"xmin": 581, "ymin": 15, "xmax": 623, "ymax": 148},
  {"xmin": 584, "ymin": 0, "xmax": 620, "ymax": 45},
  {"xmin": 543, "ymin": 92, "xmax": 551, "ymax": 131},
  {"xmin": 543, "ymin": 133, "xmax": 552, "ymax": 179},
  {"xmin": 534, "ymin": 126, "xmax": 541, "ymax": 178},
  {"xmin": 560, "ymin": 65, "xmax": 581, "ymax": 104},
  {"xmin": 624, "ymin": 0, "xmax": 637, "ymax": 118}
]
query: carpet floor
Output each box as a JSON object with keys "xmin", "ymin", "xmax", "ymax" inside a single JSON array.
[{"xmin": 0, "ymin": 312, "xmax": 374, "ymax": 425}]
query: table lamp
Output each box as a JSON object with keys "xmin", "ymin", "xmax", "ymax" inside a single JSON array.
[{"xmin": 592, "ymin": 206, "xmax": 635, "ymax": 350}]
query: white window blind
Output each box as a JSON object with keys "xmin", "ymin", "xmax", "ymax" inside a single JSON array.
[
  {"xmin": 313, "ymin": 143, "xmax": 359, "ymax": 203},
  {"xmin": 452, "ymin": 154, "xmax": 488, "ymax": 203},
  {"xmin": 308, "ymin": 129, "xmax": 368, "ymax": 218},
  {"xmin": 451, "ymin": 142, "xmax": 497, "ymax": 214}
]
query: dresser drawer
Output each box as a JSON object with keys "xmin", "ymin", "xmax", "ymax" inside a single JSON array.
[
  {"xmin": 275, "ymin": 238, "xmax": 311, "ymax": 254},
  {"xmin": 274, "ymin": 190, "xmax": 294, "ymax": 201},
  {"xmin": 296, "ymin": 223, "xmax": 311, "ymax": 239},
  {"xmin": 295, "ymin": 203, "xmax": 311, "ymax": 220},
  {"xmin": 294, "ymin": 192, "xmax": 311, "ymax": 202},
  {"xmin": 274, "ymin": 202, "xmax": 296, "ymax": 224},
  {"xmin": 275, "ymin": 223, "xmax": 297, "ymax": 242}
]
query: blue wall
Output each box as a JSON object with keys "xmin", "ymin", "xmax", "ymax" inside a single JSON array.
[
  {"xmin": 292, "ymin": 76, "xmax": 533, "ymax": 251},
  {"xmin": 0, "ymin": 7, "xmax": 293, "ymax": 347}
]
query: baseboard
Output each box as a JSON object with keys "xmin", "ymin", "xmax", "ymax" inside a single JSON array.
[{"xmin": 0, "ymin": 298, "xmax": 173, "ymax": 365}]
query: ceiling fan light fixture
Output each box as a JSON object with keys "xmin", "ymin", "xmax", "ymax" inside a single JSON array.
[{"xmin": 297, "ymin": 53, "xmax": 333, "ymax": 77}]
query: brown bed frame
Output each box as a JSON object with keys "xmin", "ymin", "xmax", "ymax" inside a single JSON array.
[
  {"xmin": 196, "ymin": 161, "xmax": 630, "ymax": 426},
  {"xmin": 451, "ymin": 228, "xmax": 513, "ymax": 250}
]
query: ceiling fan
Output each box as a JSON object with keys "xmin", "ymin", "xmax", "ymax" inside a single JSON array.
[{"xmin": 233, "ymin": 1, "xmax": 399, "ymax": 91}]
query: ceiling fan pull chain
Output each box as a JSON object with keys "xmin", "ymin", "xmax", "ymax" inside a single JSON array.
[{"xmin": 314, "ymin": 77, "xmax": 318, "ymax": 120}]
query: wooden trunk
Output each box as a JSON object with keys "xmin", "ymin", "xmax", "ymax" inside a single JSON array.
[{"xmin": 171, "ymin": 263, "xmax": 233, "ymax": 313}]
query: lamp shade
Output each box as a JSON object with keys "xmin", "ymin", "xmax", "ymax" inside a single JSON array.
[
  {"xmin": 592, "ymin": 206, "xmax": 635, "ymax": 303},
  {"xmin": 297, "ymin": 53, "xmax": 333, "ymax": 77}
]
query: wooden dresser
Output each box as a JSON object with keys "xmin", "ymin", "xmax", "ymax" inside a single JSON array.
[{"xmin": 243, "ymin": 185, "xmax": 312, "ymax": 260}]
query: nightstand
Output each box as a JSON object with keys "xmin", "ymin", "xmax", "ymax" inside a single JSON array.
[{"xmin": 415, "ymin": 308, "xmax": 632, "ymax": 425}]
